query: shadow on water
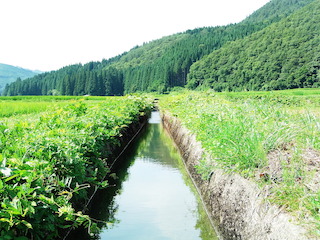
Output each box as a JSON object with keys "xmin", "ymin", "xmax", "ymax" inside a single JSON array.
[
  {"xmin": 66, "ymin": 121, "xmax": 150, "ymax": 240},
  {"xmin": 66, "ymin": 112, "xmax": 217, "ymax": 240}
]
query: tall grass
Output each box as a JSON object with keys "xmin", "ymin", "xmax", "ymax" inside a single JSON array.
[
  {"xmin": 160, "ymin": 92, "xmax": 302, "ymax": 173},
  {"xmin": 159, "ymin": 90, "xmax": 320, "ymax": 235}
]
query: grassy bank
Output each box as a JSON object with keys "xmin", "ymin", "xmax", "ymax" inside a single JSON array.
[
  {"xmin": 159, "ymin": 89, "xmax": 320, "ymax": 236},
  {"xmin": 0, "ymin": 96, "xmax": 152, "ymax": 239}
]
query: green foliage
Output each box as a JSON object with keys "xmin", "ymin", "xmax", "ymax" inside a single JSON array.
[
  {"xmin": 187, "ymin": 0, "xmax": 320, "ymax": 91},
  {"xmin": 0, "ymin": 96, "xmax": 152, "ymax": 239},
  {"xmin": 159, "ymin": 90, "xmax": 320, "ymax": 234},
  {"xmin": 3, "ymin": 0, "xmax": 314, "ymax": 96},
  {"xmin": 242, "ymin": 0, "xmax": 315, "ymax": 25}
]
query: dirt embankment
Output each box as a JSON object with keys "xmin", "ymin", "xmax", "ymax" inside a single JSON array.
[{"xmin": 161, "ymin": 112, "xmax": 312, "ymax": 240}]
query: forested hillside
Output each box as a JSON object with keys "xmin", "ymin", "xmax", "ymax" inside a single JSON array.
[
  {"xmin": 187, "ymin": 0, "xmax": 320, "ymax": 91},
  {"xmin": 3, "ymin": 0, "xmax": 316, "ymax": 96},
  {"xmin": 0, "ymin": 63, "xmax": 40, "ymax": 94},
  {"xmin": 242, "ymin": 0, "xmax": 315, "ymax": 24}
]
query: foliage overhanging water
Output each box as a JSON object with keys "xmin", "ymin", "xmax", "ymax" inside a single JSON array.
[{"xmin": 68, "ymin": 111, "xmax": 217, "ymax": 239}]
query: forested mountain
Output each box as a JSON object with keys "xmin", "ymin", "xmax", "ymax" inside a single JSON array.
[
  {"xmin": 0, "ymin": 63, "xmax": 41, "ymax": 94},
  {"xmin": 3, "ymin": 0, "xmax": 316, "ymax": 96},
  {"xmin": 242, "ymin": 0, "xmax": 315, "ymax": 24},
  {"xmin": 187, "ymin": 0, "xmax": 320, "ymax": 91},
  {"xmin": 107, "ymin": 0, "xmax": 315, "ymax": 94}
]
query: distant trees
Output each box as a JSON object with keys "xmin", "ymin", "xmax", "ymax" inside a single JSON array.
[
  {"xmin": 187, "ymin": 0, "xmax": 320, "ymax": 91},
  {"xmin": 3, "ymin": 60, "xmax": 125, "ymax": 96},
  {"xmin": 3, "ymin": 0, "xmax": 316, "ymax": 96}
]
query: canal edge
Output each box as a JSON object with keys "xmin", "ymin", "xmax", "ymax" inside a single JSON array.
[
  {"xmin": 63, "ymin": 111, "xmax": 151, "ymax": 239},
  {"xmin": 160, "ymin": 111, "xmax": 312, "ymax": 240}
]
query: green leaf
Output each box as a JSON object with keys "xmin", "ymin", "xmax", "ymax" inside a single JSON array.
[
  {"xmin": 15, "ymin": 236, "xmax": 29, "ymax": 240},
  {"xmin": 4, "ymin": 173, "xmax": 18, "ymax": 182},
  {"xmin": 0, "ymin": 218, "xmax": 12, "ymax": 224},
  {"xmin": 20, "ymin": 220, "xmax": 33, "ymax": 229}
]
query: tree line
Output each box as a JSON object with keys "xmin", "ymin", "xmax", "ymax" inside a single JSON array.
[
  {"xmin": 2, "ymin": 0, "xmax": 316, "ymax": 96},
  {"xmin": 187, "ymin": 0, "xmax": 320, "ymax": 91}
]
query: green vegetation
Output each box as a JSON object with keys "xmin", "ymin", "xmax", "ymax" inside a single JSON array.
[
  {"xmin": 1, "ymin": 0, "xmax": 320, "ymax": 237},
  {"xmin": 0, "ymin": 63, "xmax": 41, "ymax": 93},
  {"xmin": 0, "ymin": 96, "xmax": 152, "ymax": 239},
  {"xmin": 3, "ymin": 0, "xmax": 315, "ymax": 96},
  {"xmin": 0, "ymin": 101, "xmax": 53, "ymax": 117},
  {"xmin": 0, "ymin": 96, "xmax": 106, "ymax": 118},
  {"xmin": 159, "ymin": 90, "xmax": 320, "ymax": 236},
  {"xmin": 242, "ymin": 0, "xmax": 315, "ymax": 25},
  {"xmin": 187, "ymin": 0, "xmax": 320, "ymax": 91}
]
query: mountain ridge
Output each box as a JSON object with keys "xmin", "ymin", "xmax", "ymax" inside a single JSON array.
[
  {"xmin": 0, "ymin": 63, "xmax": 41, "ymax": 94},
  {"xmin": 2, "ymin": 0, "xmax": 317, "ymax": 96},
  {"xmin": 187, "ymin": 0, "xmax": 320, "ymax": 91}
]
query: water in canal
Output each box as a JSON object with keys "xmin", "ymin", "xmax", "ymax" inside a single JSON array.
[{"xmin": 68, "ymin": 111, "xmax": 217, "ymax": 239}]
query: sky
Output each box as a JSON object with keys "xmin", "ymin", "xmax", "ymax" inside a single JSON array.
[{"xmin": 0, "ymin": 0, "xmax": 270, "ymax": 72}]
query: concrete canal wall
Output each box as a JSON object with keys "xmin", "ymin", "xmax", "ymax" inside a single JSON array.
[{"xmin": 161, "ymin": 112, "xmax": 311, "ymax": 240}]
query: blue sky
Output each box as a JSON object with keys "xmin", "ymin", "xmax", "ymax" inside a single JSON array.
[{"xmin": 0, "ymin": 0, "xmax": 270, "ymax": 71}]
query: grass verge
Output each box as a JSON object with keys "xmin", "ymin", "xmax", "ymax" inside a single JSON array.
[{"xmin": 159, "ymin": 89, "xmax": 320, "ymax": 236}]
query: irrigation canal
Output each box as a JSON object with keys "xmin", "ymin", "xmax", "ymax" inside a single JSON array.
[{"xmin": 67, "ymin": 111, "xmax": 217, "ymax": 239}]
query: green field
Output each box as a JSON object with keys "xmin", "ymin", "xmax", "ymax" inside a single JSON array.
[
  {"xmin": 1, "ymin": 90, "xmax": 319, "ymax": 238},
  {"xmin": 159, "ymin": 89, "xmax": 320, "ymax": 236},
  {"xmin": 0, "ymin": 95, "xmax": 152, "ymax": 239},
  {"xmin": 0, "ymin": 96, "xmax": 108, "ymax": 118}
]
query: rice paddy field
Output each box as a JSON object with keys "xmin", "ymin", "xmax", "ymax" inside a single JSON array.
[
  {"xmin": 1, "ymin": 90, "xmax": 320, "ymax": 238},
  {"xmin": 0, "ymin": 95, "xmax": 152, "ymax": 239},
  {"xmin": 0, "ymin": 96, "xmax": 107, "ymax": 118},
  {"xmin": 159, "ymin": 89, "xmax": 320, "ymax": 237}
]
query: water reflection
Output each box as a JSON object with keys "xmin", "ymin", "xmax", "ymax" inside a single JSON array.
[{"xmin": 67, "ymin": 112, "xmax": 217, "ymax": 240}]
